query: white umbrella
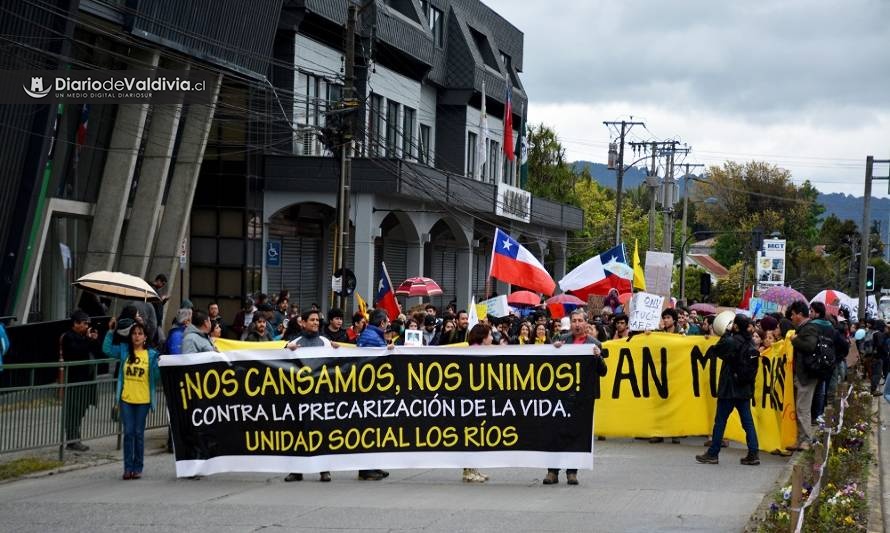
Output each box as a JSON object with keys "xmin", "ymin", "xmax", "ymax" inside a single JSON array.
[{"xmin": 73, "ymin": 271, "xmax": 160, "ymax": 302}]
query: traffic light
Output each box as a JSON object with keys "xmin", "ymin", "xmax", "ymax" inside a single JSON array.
[{"xmin": 866, "ymin": 266, "xmax": 876, "ymax": 292}]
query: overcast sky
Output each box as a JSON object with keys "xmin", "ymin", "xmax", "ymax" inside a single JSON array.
[{"xmin": 483, "ymin": 0, "xmax": 890, "ymax": 197}]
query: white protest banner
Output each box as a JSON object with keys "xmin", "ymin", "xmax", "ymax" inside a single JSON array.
[
  {"xmin": 644, "ymin": 251, "xmax": 674, "ymax": 297},
  {"xmin": 840, "ymin": 295, "xmax": 878, "ymax": 322},
  {"xmin": 628, "ymin": 292, "xmax": 664, "ymax": 331}
]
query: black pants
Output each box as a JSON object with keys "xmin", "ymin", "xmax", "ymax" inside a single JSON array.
[
  {"xmin": 871, "ymin": 357, "xmax": 884, "ymax": 392},
  {"xmin": 64, "ymin": 386, "xmax": 90, "ymax": 441}
]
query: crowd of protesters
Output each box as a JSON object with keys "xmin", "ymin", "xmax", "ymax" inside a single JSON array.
[{"xmin": 56, "ymin": 277, "xmax": 886, "ymax": 484}]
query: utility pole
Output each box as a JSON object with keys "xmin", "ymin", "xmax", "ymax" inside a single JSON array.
[
  {"xmin": 630, "ymin": 140, "xmax": 677, "ymax": 251},
  {"xmin": 678, "ymin": 162, "xmax": 704, "ymax": 305},
  {"xmin": 659, "ymin": 143, "xmax": 689, "ymax": 253},
  {"xmin": 860, "ymin": 155, "xmax": 890, "ymax": 317},
  {"xmin": 603, "ymin": 120, "xmax": 644, "ymax": 246},
  {"xmin": 333, "ymin": 4, "xmax": 359, "ymax": 311}
]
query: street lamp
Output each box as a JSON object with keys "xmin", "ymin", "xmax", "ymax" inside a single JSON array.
[{"xmin": 678, "ymin": 188, "xmax": 717, "ymax": 305}]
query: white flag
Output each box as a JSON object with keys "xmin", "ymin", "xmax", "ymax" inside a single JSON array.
[
  {"xmin": 476, "ymin": 81, "xmax": 488, "ymax": 179},
  {"xmin": 467, "ymin": 296, "xmax": 479, "ymax": 332}
]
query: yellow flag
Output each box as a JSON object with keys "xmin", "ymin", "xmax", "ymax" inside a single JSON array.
[
  {"xmin": 355, "ymin": 291, "xmax": 369, "ymax": 320},
  {"xmin": 633, "ymin": 239, "xmax": 646, "ymax": 291}
]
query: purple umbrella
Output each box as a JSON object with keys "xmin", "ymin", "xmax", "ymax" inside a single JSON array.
[
  {"xmin": 760, "ymin": 286, "xmax": 807, "ymax": 306},
  {"xmin": 689, "ymin": 303, "xmax": 717, "ymax": 315}
]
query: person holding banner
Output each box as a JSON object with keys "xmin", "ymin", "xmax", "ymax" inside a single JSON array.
[
  {"xmin": 354, "ymin": 310, "xmax": 393, "ymax": 481},
  {"xmin": 695, "ymin": 314, "xmax": 761, "ymax": 466},
  {"xmin": 544, "ymin": 309, "xmax": 606, "ymax": 485},
  {"xmin": 463, "ymin": 324, "xmax": 494, "ymax": 483},
  {"xmin": 284, "ymin": 309, "xmax": 335, "ymax": 482}
]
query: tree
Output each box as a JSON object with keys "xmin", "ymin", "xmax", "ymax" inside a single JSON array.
[
  {"xmin": 714, "ymin": 262, "xmax": 745, "ymax": 307},
  {"xmin": 525, "ymin": 124, "xmax": 578, "ymax": 205}
]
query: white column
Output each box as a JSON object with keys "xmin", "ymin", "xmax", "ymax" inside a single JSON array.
[{"xmin": 352, "ymin": 194, "xmax": 376, "ymax": 313}]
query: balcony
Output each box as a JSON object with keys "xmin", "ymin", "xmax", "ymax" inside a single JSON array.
[{"xmin": 264, "ymin": 155, "xmax": 583, "ymax": 231}]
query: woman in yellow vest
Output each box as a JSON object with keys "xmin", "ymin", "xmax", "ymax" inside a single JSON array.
[{"xmin": 104, "ymin": 320, "xmax": 160, "ymax": 480}]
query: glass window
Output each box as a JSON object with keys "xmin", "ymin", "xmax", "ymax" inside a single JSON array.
[
  {"xmin": 419, "ymin": 124, "xmax": 431, "ymax": 165},
  {"xmin": 368, "ymin": 93, "xmax": 383, "ymax": 156},
  {"xmin": 429, "ymin": 6, "xmax": 444, "ymax": 47},
  {"xmin": 488, "ymin": 140, "xmax": 500, "ymax": 183},
  {"xmin": 467, "ymin": 131, "xmax": 477, "ymax": 178},
  {"xmin": 402, "ymin": 107, "xmax": 415, "ymax": 160},
  {"xmin": 386, "ymin": 100, "xmax": 400, "ymax": 158}
]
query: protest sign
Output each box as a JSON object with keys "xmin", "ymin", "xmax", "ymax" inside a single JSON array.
[
  {"xmin": 161, "ymin": 345, "xmax": 596, "ymax": 477},
  {"xmin": 628, "ymin": 292, "xmax": 664, "ymax": 331},
  {"xmin": 403, "ymin": 330, "xmax": 423, "ymax": 347},
  {"xmin": 644, "ymin": 251, "xmax": 673, "ymax": 297},
  {"xmin": 479, "ymin": 295, "xmax": 510, "ymax": 318}
]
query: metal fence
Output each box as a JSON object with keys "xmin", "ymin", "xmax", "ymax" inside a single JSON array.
[{"xmin": 0, "ymin": 359, "xmax": 169, "ymax": 460}]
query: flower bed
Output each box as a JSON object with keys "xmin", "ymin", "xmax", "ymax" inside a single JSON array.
[{"xmin": 756, "ymin": 383, "xmax": 874, "ymax": 532}]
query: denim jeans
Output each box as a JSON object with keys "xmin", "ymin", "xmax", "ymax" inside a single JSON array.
[
  {"xmin": 120, "ymin": 401, "xmax": 150, "ymax": 474},
  {"xmin": 883, "ymin": 372, "xmax": 890, "ymax": 405},
  {"xmin": 811, "ymin": 378, "xmax": 827, "ymax": 422},
  {"xmin": 707, "ymin": 398, "xmax": 758, "ymax": 457}
]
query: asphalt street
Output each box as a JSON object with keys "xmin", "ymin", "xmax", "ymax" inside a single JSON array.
[{"xmin": 0, "ymin": 430, "xmax": 789, "ymax": 533}]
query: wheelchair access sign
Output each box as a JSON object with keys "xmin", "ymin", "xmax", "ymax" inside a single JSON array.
[{"xmin": 266, "ymin": 240, "xmax": 281, "ymax": 267}]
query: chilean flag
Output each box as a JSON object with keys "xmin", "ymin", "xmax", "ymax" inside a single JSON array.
[
  {"xmin": 559, "ymin": 244, "xmax": 633, "ymax": 300},
  {"xmin": 375, "ymin": 262, "xmax": 401, "ymax": 321},
  {"xmin": 489, "ymin": 228, "xmax": 555, "ymax": 296}
]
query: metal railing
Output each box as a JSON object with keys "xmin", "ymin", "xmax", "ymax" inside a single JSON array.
[{"xmin": 0, "ymin": 359, "xmax": 169, "ymax": 460}]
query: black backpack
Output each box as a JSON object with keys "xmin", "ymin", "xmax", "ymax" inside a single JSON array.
[
  {"xmin": 733, "ymin": 340, "xmax": 760, "ymax": 386},
  {"xmin": 804, "ymin": 334, "xmax": 836, "ymax": 378}
]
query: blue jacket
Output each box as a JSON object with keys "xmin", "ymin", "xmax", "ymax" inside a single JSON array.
[
  {"xmin": 103, "ymin": 331, "xmax": 161, "ymax": 410},
  {"xmin": 357, "ymin": 324, "xmax": 387, "ymax": 347},
  {"xmin": 166, "ymin": 325, "xmax": 186, "ymax": 355}
]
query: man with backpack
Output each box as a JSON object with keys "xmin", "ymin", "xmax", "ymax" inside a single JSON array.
[
  {"xmin": 788, "ymin": 300, "xmax": 835, "ymax": 450},
  {"xmin": 696, "ymin": 314, "xmax": 760, "ymax": 466}
]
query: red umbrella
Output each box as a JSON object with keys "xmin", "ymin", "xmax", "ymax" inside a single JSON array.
[
  {"xmin": 508, "ymin": 290, "xmax": 541, "ymax": 306},
  {"xmin": 395, "ymin": 277, "xmax": 443, "ymax": 298},
  {"xmin": 545, "ymin": 294, "xmax": 586, "ymax": 306}
]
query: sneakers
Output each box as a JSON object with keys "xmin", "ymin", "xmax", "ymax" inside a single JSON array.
[
  {"xmin": 284, "ymin": 473, "xmax": 303, "ymax": 482},
  {"xmin": 648, "ymin": 437, "xmax": 664, "ymax": 443},
  {"xmin": 566, "ymin": 472, "xmax": 579, "ymax": 485},
  {"xmin": 319, "ymin": 471, "xmax": 331, "ymax": 482},
  {"xmin": 66, "ymin": 441, "xmax": 89, "ymax": 452},
  {"xmin": 695, "ymin": 453, "xmax": 719, "ymax": 464},
  {"xmin": 542, "ymin": 471, "xmax": 559, "ymax": 485},
  {"xmin": 462, "ymin": 468, "xmax": 487, "ymax": 483},
  {"xmin": 740, "ymin": 454, "xmax": 760, "ymax": 466}
]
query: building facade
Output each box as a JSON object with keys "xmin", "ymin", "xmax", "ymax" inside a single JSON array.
[{"xmin": 191, "ymin": 0, "xmax": 582, "ymax": 318}]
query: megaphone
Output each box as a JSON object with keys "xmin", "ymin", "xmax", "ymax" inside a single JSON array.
[{"xmin": 713, "ymin": 310, "xmax": 736, "ymax": 336}]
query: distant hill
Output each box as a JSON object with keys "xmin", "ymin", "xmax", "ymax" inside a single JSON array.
[{"xmin": 572, "ymin": 161, "xmax": 650, "ymax": 190}]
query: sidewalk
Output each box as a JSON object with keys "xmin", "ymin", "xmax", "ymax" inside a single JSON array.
[{"xmin": 879, "ymin": 395, "xmax": 889, "ymax": 531}]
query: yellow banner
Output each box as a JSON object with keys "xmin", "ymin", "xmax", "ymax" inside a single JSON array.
[{"xmin": 598, "ymin": 332, "xmax": 797, "ymax": 452}]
